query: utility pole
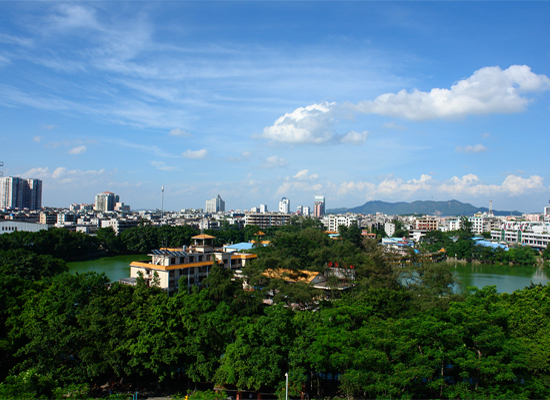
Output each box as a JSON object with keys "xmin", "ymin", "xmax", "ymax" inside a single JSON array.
[{"xmin": 285, "ymin": 372, "xmax": 289, "ymax": 400}]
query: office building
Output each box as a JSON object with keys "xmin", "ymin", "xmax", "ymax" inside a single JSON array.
[
  {"xmin": 0, "ymin": 176, "xmax": 42, "ymax": 210},
  {"xmin": 260, "ymin": 204, "xmax": 268, "ymax": 214},
  {"xmin": 205, "ymin": 195, "xmax": 225, "ymax": 213},
  {"xmin": 95, "ymin": 191, "xmax": 119, "ymax": 212},
  {"xmin": 313, "ymin": 195, "xmax": 325, "ymax": 218}
]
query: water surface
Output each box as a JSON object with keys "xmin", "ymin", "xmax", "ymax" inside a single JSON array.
[
  {"xmin": 452, "ymin": 263, "xmax": 550, "ymax": 294},
  {"xmin": 67, "ymin": 254, "xmax": 148, "ymax": 282}
]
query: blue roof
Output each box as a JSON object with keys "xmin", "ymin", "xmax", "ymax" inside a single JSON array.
[{"xmin": 224, "ymin": 242, "xmax": 254, "ymax": 251}]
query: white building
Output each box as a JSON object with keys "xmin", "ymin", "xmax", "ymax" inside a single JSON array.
[
  {"xmin": 260, "ymin": 204, "xmax": 268, "ymax": 214},
  {"xmin": 0, "ymin": 220, "xmax": 48, "ymax": 235},
  {"xmin": 322, "ymin": 215, "xmax": 359, "ymax": 232},
  {"xmin": 205, "ymin": 195, "xmax": 225, "ymax": 213},
  {"xmin": 279, "ymin": 197, "xmax": 290, "ymax": 214}
]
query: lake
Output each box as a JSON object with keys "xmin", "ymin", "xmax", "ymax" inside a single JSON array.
[
  {"xmin": 67, "ymin": 254, "xmax": 149, "ymax": 283},
  {"xmin": 452, "ymin": 262, "xmax": 550, "ymax": 293},
  {"xmin": 68, "ymin": 256, "xmax": 550, "ymax": 294}
]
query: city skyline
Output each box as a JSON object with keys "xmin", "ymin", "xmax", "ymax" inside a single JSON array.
[{"xmin": 1, "ymin": 2, "xmax": 550, "ymax": 213}]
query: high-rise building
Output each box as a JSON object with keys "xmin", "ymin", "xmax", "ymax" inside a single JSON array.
[
  {"xmin": 0, "ymin": 176, "xmax": 42, "ymax": 210},
  {"xmin": 260, "ymin": 204, "xmax": 268, "ymax": 214},
  {"xmin": 313, "ymin": 195, "xmax": 325, "ymax": 218},
  {"xmin": 279, "ymin": 197, "xmax": 290, "ymax": 214},
  {"xmin": 206, "ymin": 194, "xmax": 225, "ymax": 213},
  {"xmin": 303, "ymin": 206, "xmax": 310, "ymax": 216},
  {"xmin": 95, "ymin": 191, "xmax": 119, "ymax": 212}
]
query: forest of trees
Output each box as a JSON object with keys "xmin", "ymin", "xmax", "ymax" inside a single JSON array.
[{"xmin": 0, "ymin": 220, "xmax": 549, "ymax": 398}]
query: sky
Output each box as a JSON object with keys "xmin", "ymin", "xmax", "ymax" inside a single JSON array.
[{"xmin": 1, "ymin": 2, "xmax": 550, "ymax": 213}]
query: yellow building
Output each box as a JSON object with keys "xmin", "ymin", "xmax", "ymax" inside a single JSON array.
[{"xmin": 124, "ymin": 234, "xmax": 256, "ymax": 295}]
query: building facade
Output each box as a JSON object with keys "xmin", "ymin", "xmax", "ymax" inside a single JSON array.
[
  {"xmin": 0, "ymin": 177, "xmax": 42, "ymax": 210},
  {"xmin": 279, "ymin": 197, "xmax": 290, "ymax": 214},
  {"xmin": 205, "ymin": 195, "xmax": 225, "ymax": 213},
  {"xmin": 125, "ymin": 234, "xmax": 256, "ymax": 295},
  {"xmin": 95, "ymin": 192, "xmax": 119, "ymax": 212},
  {"xmin": 313, "ymin": 195, "xmax": 325, "ymax": 218}
]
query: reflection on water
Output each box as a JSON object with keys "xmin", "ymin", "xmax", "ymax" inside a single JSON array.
[{"xmin": 452, "ymin": 262, "xmax": 550, "ymax": 294}]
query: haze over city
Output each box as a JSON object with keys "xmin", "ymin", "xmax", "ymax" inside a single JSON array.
[{"xmin": 1, "ymin": 2, "xmax": 549, "ymax": 212}]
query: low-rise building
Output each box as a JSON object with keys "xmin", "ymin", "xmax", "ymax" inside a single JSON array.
[{"xmin": 124, "ymin": 234, "xmax": 257, "ymax": 295}]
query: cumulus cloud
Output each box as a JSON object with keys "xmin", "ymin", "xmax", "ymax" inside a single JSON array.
[
  {"xmin": 169, "ymin": 128, "xmax": 191, "ymax": 137},
  {"xmin": 261, "ymin": 155, "xmax": 288, "ymax": 169},
  {"xmin": 182, "ymin": 149, "xmax": 208, "ymax": 159},
  {"xmin": 354, "ymin": 65, "xmax": 550, "ymax": 121},
  {"xmin": 68, "ymin": 145, "xmax": 86, "ymax": 155},
  {"xmin": 336, "ymin": 173, "xmax": 543, "ymax": 200},
  {"xmin": 340, "ymin": 130, "xmax": 369, "ymax": 144},
  {"xmin": 260, "ymin": 101, "xmax": 336, "ymax": 144},
  {"xmin": 276, "ymin": 181, "xmax": 323, "ymax": 196},
  {"xmin": 456, "ymin": 144, "xmax": 487, "ymax": 153}
]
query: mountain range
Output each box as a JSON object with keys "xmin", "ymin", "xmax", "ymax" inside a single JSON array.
[{"xmin": 326, "ymin": 200, "xmax": 523, "ymax": 217}]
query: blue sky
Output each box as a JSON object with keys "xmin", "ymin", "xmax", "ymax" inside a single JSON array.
[{"xmin": 1, "ymin": 2, "xmax": 549, "ymax": 213}]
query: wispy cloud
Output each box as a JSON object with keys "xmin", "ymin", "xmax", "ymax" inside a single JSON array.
[
  {"xmin": 151, "ymin": 161, "xmax": 181, "ymax": 172},
  {"xmin": 169, "ymin": 128, "xmax": 191, "ymax": 137},
  {"xmin": 261, "ymin": 155, "xmax": 288, "ymax": 169},
  {"xmin": 456, "ymin": 144, "xmax": 487, "ymax": 153}
]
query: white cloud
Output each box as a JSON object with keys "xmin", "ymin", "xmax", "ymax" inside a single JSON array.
[
  {"xmin": 68, "ymin": 145, "xmax": 87, "ymax": 155},
  {"xmin": 456, "ymin": 144, "xmax": 487, "ymax": 153},
  {"xmin": 228, "ymin": 151, "xmax": 252, "ymax": 162},
  {"xmin": 355, "ymin": 65, "xmax": 550, "ymax": 121},
  {"xmin": 276, "ymin": 181, "xmax": 323, "ymax": 196},
  {"xmin": 260, "ymin": 101, "xmax": 337, "ymax": 144},
  {"xmin": 340, "ymin": 130, "xmax": 369, "ymax": 144},
  {"xmin": 337, "ymin": 181, "xmax": 376, "ymax": 196},
  {"xmin": 42, "ymin": 124, "xmax": 57, "ymax": 130},
  {"xmin": 33, "ymin": 136, "xmax": 42, "ymax": 143},
  {"xmin": 293, "ymin": 169, "xmax": 319, "ymax": 181},
  {"xmin": 21, "ymin": 167, "xmax": 50, "ymax": 180},
  {"xmin": 336, "ymin": 173, "xmax": 543, "ymax": 200},
  {"xmin": 182, "ymin": 149, "xmax": 208, "ymax": 159},
  {"xmin": 169, "ymin": 128, "xmax": 191, "ymax": 137},
  {"xmin": 151, "ymin": 161, "xmax": 181, "ymax": 172},
  {"xmin": 22, "ymin": 166, "xmax": 106, "ymax": 183},
  {"xmin": 500, "ymin": 174, "xmax": 545, "ymax": 195},
  {"xmin": 261, "ymin": 155, "xmax": 288, "ymax": 169},
  {"xmin": 383, "ymin": 121, "xmax": 406, "ymax": 130}
]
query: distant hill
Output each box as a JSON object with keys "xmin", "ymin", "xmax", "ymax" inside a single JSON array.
[{"xmin": 327, "ymin": 200, "xmax": 523, "ymax": 217}]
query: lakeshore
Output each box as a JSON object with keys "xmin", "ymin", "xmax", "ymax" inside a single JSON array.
[{"xmin": 68, "ymin": 255, "xmax": 550, "ymax": 294}]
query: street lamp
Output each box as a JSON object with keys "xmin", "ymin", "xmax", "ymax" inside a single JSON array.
[{"xmin": 285, "ymin": 372, "xmax": 288, "ymax": 400}]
